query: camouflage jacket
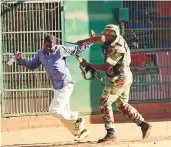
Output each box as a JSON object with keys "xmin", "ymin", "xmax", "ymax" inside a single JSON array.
[{"xmin": 102, "ymin": 35, "xmax": 132, "ymax": 78}]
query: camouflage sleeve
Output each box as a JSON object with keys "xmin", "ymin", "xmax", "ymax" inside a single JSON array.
[
  {"xmin": 106, "ymin": 52, "xmax": 123, "ymax": 66},
  {"xmin": 115, "ymin": 36, "xmax": 126, "ymax": 53},
  {"xmin": 111, "ymin": 35, "xmax": 127, "ymax": 54},
  {"xmin": 106, "ymin": 36, "xmax": 126, "ymax": 65}
]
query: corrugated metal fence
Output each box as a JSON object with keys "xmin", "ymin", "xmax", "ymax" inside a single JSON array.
[
  {"xmin": 1, "ymin": 1, "xmax": 62, "ymax": 117},
  {"xmin": 123, "ymin": 1, "xmax": 171, "ymax": 102}
]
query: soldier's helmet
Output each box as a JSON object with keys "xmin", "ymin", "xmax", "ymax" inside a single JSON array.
[{"xmin": 102, "ymin": 24, "xmax": 120, "ymax": 36}]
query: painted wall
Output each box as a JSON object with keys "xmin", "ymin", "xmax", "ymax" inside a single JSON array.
[{"xmin": 63, "ymin": 0, "xmax": 123, "ymax": 114}]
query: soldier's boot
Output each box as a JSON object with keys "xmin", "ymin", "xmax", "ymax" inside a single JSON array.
[
  {"xmin": 140, "ymin": 121, "xmax": 152, "ymax": 139},
  {"xmin": 98, "ymin": 128, "xmax": 117, "ymax": 143},
  {"xmin": 74, "ymin": 118, "xmax": 90, "ymax": 141}
]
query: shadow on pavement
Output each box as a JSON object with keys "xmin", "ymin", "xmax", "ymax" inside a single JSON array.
[{"xmin": 3, "ymin": 136, "xmax": 171, "ymax": 147}]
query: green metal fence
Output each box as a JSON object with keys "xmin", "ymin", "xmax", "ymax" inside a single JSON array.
[
  {"xmin": 1, "ymin": 1, "xmax": 62, "ymax": 117},
  {"xmin": 123, "ymin": 1, "xmax": 171, "ymax": 102},
  {"xmin": 1, "ymin": 1, "xmax": 171, "ymax": 117}
]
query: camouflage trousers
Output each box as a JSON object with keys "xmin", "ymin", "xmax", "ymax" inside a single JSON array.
[{"xmin": 99, "ymin": 72, "xmax": 144, "ymax": 130}]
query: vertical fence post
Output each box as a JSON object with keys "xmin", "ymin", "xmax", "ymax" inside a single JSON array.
[{"xmin": 0, "ymin": 3, "xmax": 5, "ymax": 116}]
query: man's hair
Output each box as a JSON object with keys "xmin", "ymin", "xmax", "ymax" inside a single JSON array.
[{"xmin": 44, "ymin": 34, "xmax": 56, "ymax": 44}]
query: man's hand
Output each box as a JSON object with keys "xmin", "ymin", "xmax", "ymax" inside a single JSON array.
[
  {"xmin": 91, "ymin": 30, "xmax": 95, "ymax": 37},
  {"xmin": 14, "ymin": 52, "xmax": 22, "ymax": 60},
  {"xmin": 77, "ymin": 30, "xmax": 95, "ymax": 46},
  {"xmin": 77, "ymin": 30, "xmax": 103, "ymax": 46},
  {"xmin": 78, "ymin": 57, "xmax": 90, "ymax": 67}
]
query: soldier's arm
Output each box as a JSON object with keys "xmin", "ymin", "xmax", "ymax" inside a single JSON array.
[
  {"xmin": 77, "ymin": 36, "xmax": 103, "ymax": 46},
  {"xmin": 88, "ymin": 52, "xmax": 123, "ymax": 71},
  {"xmin": 87, "ymin": 38, "xmax": 126, "ymax": 71},
  {"xmin": 59, "ymin": 42, "xmax": 92, "ymax": 57},
  {"xmin": 59, "ymin": 36, "xmax": 102, "ymax": 57}
]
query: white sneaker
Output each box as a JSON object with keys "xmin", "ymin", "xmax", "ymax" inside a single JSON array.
[
  {"xmin": 74, "ymin": 118, "xmax": 85, "ymax": 135},
  {"xmin": 74, "ymin": 129, "xmax": 90, "ymax": 141}
]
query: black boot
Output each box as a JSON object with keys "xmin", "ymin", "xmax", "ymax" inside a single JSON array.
[
  {"xmin": 98, "ymin": 128, "xmax": 117, "ymax": 143},
  {"xmin": 140, "ymin": 121, "xmax": 152, "ymax": 139}
]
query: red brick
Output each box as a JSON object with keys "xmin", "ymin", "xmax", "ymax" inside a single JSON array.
[
  {"xmin": 1, "ymin": 127, "xmax": 8, "ymax": 132},
  {"xmin": 6, "ymin": 128, "xmax": 19, "ymax": 132},
  {"xmin": 29, "ymin": 116, "xmax": 37, "ymax": 120},
  {"xmin": 44, "ymin": 120, "xmax": 54, "ymax": 127},
  {"xmin": 132, "ymin": 104, "xmax": 139, "ymax": 110},
  {"xmin": 85, "ymin": 115, "xmax": 103, "ymax": 124},
  {"xmin": 34, "ymin": 115, "xmax": 46, "ymax": 121},
  {"xmin": 52, "ymin": 119, "xmax": 62, "ymax": 125},
  {"xmin": 20, "ymin": 121, "xmax": 29, "ymax": 127},
  {"xmin": 2, "ymin": 117, "xmax": 18, "ymax": 125},
  {"xmin": 162, "ymin": 112, "xmax": 171, "ymax": 119},
  {"xmin": 50, "ymin": 124, "xmax": 60, "ymax": 127},
  {"xmin": 2, "ymin": 121, "xmax": 21, "ymax": 131},
  {"xmin": 150, "ymin": 103, "xmax": 160, "ymax": 111},
  {"xmin": 1, "ymin": 118, "xmax": 7, "ymax": 124},
  {"xmin": 29, "ymin": 121, "xmax": 45, "ymax": 127},
  {"xmin": 115, "ymin": 114, "xmax": 128, "ymax": 122},
  {"xmin": 143, "ymin": 114, "xmax": 153, "ymax": 120},
  {"xmin": 46, "ymin": 115, "xmax": 58, "ymax": 120},
  {"xmin": 19, "ymin": 126, "xmax": 30, "ymax": 130},
  {"xmin": 159, "ymin": 108, "xmax": 168, "ymax": 113},
  {"xmin": 51, "ymin": 120, "xmax": 59, "ymax": 125},
  {"xmin": 10, "ymin": 117, "xmax": 22, "ymax": 121},
  {"xmin": 158, "ymin": 103, "xmax": 167, "ymax": 109},
  {"xmin": 1, "ymin": 102, "xmax": 171, "ymax": 131},
  {"xmin": 165, "ymin": 103, "xmax": 171, "ymax": 112},
  {"xmin": 137, "ymin": 103, "xmax": 151, "ymax": 112},
  {"xmin": 45, "ymin": 119, "xmax": 62, "ymax": 127},
  {"xmin": 1, "ymin": 117, "xmax": 8, "ymax": 121},
  {"xmin": 167, "ymin": 107, "xmax": 171, "ymax": 113},
  {"xmin": 150, "ymin": 114, "xmax": 163, "ymax": 120},
  {"xmin": 21, "ymin": 116, "xmax": 31, "ymax": 121}
]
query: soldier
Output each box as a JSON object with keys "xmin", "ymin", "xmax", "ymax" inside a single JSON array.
[{"xmin": 78, "ymin": 24, "xmax": 152, "ymax": 143}]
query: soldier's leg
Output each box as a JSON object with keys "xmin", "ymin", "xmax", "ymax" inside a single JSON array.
[
  {"xmin": 115, "ymin": 86, "xmax": 152, "ymax": 139},
  {"xmin": 115, "ymin": 89, "xmax": 144, "ymax": 125},
  {"xmin": 98, "ymin": 80, "xmax": 117, "ymax": 143}
]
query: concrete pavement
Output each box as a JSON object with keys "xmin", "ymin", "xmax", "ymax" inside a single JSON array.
[{"xmin": 1, "ymin": 121, "xmax": 171, "ymax": 147}]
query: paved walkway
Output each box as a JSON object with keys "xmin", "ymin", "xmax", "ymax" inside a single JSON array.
[{"xmin": 2, "ymin": 121, "xmax": 171, "ymax": 147}]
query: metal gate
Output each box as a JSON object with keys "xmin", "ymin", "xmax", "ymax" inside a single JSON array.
[
  {"xmin": 1, "ymin": 1, "xmax": 62, "ymax": 117},
  {"xmin": 123, "ymin": 1, "xmax": 171, "ymax": 102}
]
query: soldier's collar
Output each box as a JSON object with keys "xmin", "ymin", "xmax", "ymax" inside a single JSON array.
[{"xmin": 110, "ymin": 36, "xmax": 120, "ymax": 47}]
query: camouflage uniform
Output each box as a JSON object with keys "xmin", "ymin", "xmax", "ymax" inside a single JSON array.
[{"xmin": 99, "ymin": 25, "xmax": 145, "ymax": 130}]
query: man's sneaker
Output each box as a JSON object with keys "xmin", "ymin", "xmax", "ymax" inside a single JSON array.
[
  {"xmin": 140, "ymin": 121, "xmax": 152, "ymax": 139},
  {"xmin": 74, "ymin": 118, "xmax": 85, "ymax": 135},
  {"xmin": 98, "ymin": 128, "xmax": 117, "ymax": 143},
  {"xmin": 74, "ymin": 129, "xmax": 90, "ymax": 141}
]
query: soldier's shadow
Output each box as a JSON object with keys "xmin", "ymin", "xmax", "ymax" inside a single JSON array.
[
  {"xmin": 2, "ymin": 141, "xmax": 97, "ymax": 147},
  {"xmin": 2, "ymin": 138, "xmax": 156, "ymax": 147}
]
